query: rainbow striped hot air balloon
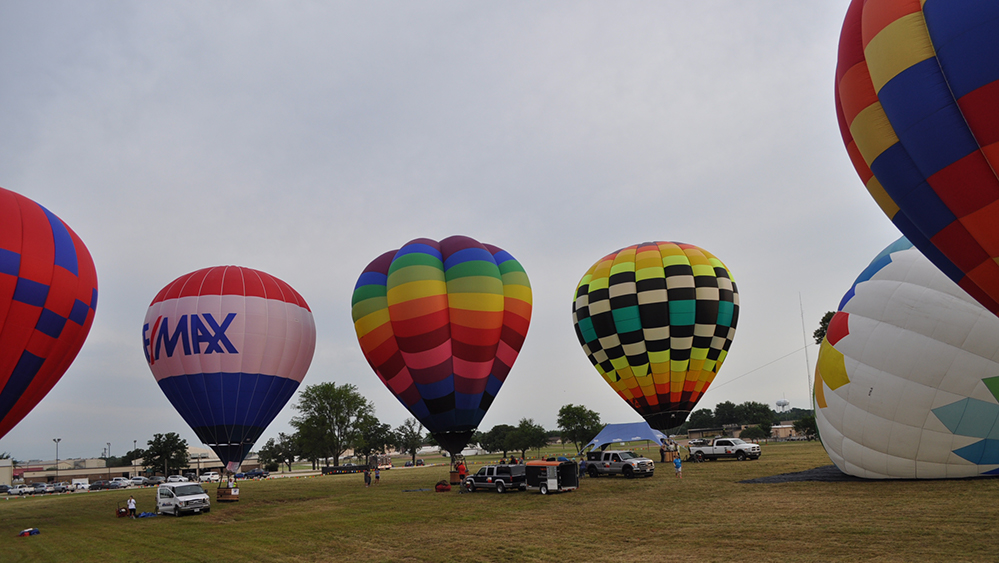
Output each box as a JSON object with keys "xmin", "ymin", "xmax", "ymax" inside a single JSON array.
[
  {"xmin": 0, "ymin": 187, "xmax": 98, "ymax": 440},
  {"xmin": 351, "ymin": 236, "xmax": 532, "ymax": 456},
  {"xmin": 143, "ymin": 266, "xmax": 316, "ymax": 470},
  {"xmin": 572, "ymin": 242, "xmax": 739, "ymax": 431}
]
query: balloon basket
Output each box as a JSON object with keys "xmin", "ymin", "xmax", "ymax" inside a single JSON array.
[
  {"xmin": 216, "ymin": 487, "xmax": 239, "ymax": 502},
  {"xmin": 449, "ymin": 471, "xmax": 462, "ymax": 485}
]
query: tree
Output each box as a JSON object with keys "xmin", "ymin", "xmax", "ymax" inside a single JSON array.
[
  {"xmin": 394, "ymin": 418, "xmax": 424, "ymax": 465},
  {"xmin": 814, "ymin": 311, "xmax": 836, "ymax": 344},
  {"xmin": 556, "ymin": 404, "xmax": 602, "ymax": 453},
  {"xmin": 508, "ymin": 418, "xmax": 548, "ymax": 458},
  {"xmin": 479, "ymin": 424, "xmax": 515, "ymax": 457},
  {"xmin": 739, "ymin": 425, "xmax": 769, "ymax": 441},
  {"xmin": 290, "ymin": 382, "xmax": 374, "ymax": 466},
  {"xmin": 714, "ymin": 401, "xmax": 738, "ymax": 425},
  {"xmin": 688, "ymin": 408, "xmax": 716, "ymax": 429},
  {"xmin": 354, "ymin": 415, "xmax": 395, "ymax": 460},
  {"xmin": 258, "ymin": 432, "xmax": 298, "ymax": 472},
  {"xmin": 143, "ymin": 432, "xmax": 189, "ymax": 476},
  {"xmin": 793, "ymin": 416, "xmax": 818, "ymax": 439},
  {"xmin": 736, "ymin": 401, "xmax": 777, "ymax": 435}
]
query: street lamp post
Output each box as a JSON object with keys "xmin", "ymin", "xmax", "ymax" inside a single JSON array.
[
  {"xmin": 107, "ymin": 442, "xmax": 111, "ymax": 480},
  {"xmin": 53, "ymin": 438, "xmax": 61, "ymax": 482}
]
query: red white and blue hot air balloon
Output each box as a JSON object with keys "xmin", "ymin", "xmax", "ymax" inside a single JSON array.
[
  {"xmin": 143, "ymin": 266, "xmax": 315, "ymax": 470},
  {"xmin": 0, "ymin": 187, "xmax": 98, "ymax": 440}
]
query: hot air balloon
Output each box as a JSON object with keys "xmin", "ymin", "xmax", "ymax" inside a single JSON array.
[
  {"xmin": 816, "ymin": 237, "xmax": 999, "ymax": 479},
  {"xmin": 0, "ymin": 187, "xmax": 98, "ymax": 440},
  {"xmin": 351, "ymin": 236, "xmax": 532, "ymax": 456},
  {"xmin": 572, "ymin": 242, "xmax": 739, "ymax": 431},
  {"xmin": 835, "ymin": 0, "xmax": 999, "ymax": 315},
  {"xmin": 143, "ymin": 266, "xmax": 315, "ymax": 470}
]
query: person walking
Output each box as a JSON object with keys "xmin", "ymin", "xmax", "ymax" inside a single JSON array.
[
  {"xmin": 673, "ymin": 455, "xmax": 682, "ymax": 479},
  {"xmin": 127, "ymin": 495, "xmax": 137, "ymax": 518}
]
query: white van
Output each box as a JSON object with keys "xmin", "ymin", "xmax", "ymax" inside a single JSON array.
[{"xmin": 156, "ymin": 482, "xmax": 210, "ymax": 516}]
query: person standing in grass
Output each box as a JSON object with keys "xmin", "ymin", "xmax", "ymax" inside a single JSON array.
[
  {"xmin": 127, "ymin": 496, "xmax": 137, "ymax": 518},
  {"xmin": 374, "ymin": 467, "xmax": 380, "ymax": 484},
  {"xmin": 364, "ymin": 469, "xmax": 371, "ymax": 487},
  {"xmin": 659, "ymin": 441, "xmax": 667, "ymax": 463},
  {"xmin": 673, "ymin": 455, "xmax": 682, "ymax": 479}
]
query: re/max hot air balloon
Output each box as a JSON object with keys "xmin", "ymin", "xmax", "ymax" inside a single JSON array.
[
  {"xmin": 143, "ymin": 266, "xmax": 316, "ymax": 470},
  {"xmin": 351, "ymin": 236, "xmax": 532, "ymax": 456},
  {"xmin": 816, "ymin": 237, "xmax": 999, "ymax": 479},
  {"xmin": 572, "ymin": 242, "xmax": 739, "ymax": 431},
  {"xmin": 0, "ymin": 187, "xmax": 98, "ymax": 440},
  {"xmin": 836, "ymin": 0, "xmax": 999, "ymax": 315}
]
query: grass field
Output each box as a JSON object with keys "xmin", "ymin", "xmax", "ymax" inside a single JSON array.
[{"xmin": 4, "ymin": 441, "xmax": 998, "ymax": 562}]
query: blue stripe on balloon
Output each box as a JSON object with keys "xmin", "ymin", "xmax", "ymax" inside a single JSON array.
[
  {"xmin": 443, "ymin": 247, "xmax": 494, "ymax": 271},
  {"xmin": 68, "ymin": 299, "xmax": 90, "ymax": 326},
  {"xmin": 13, "ymin": 278, "xmax": 48, "ymax": 307},
  {"xmin": 395, "ymin": 243, "xmax": 442, "ymax": 261},
  {"xmin": 414, "ymin": 375, "xmax": 454, "ymax": 400},
  {"xmin": 41, "ymin": 206, "xmax": 79, "ymax": 276},
  {"xmin": 878, "ymin": 58, "xmax": 956, "ymax": 136},
  {"xmin": 157, "ymin": 372, "xmax": 300, "ymax": 428},
  {"xmin": 490, "ymin": 249, "xmax": 514, "ymax": 264},
  {"xmin": 354, "ymin": 271, "xmax": 387, "ymax": 290},
  {"xmin": 0, "ymin": 351, "xmax": 45, "ymax": 424},
  {"xmin": 925, "ymin": 2, "xmax": 999, "ymax": 99},
  {"xmin": 454, "ymin": 391, "xmax": 482, "ymax": 411},
  {"xmin": 0, "ymin": 248, "xmax": 19, "ymax": 277},
  {"xmin": 35, "ymin": 308, "xmax": 67, "ymax": 339},
  {"xmin": 842, "ymin": 237, "xmax": 916, "ymax": 310},
  {"xmin": 485, "ymin": 374, "xmax": 502, "ymax": 396}
]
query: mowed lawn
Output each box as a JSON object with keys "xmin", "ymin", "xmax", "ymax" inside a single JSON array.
[{"xmin": 4, "ymin": 441, "xmax": 998, "ymax": 562}]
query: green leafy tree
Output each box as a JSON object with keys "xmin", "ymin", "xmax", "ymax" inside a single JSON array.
[
  {"xmin": 290, "ymin": 382, "xmax": 375, "ymax": 466},
  {"xmin": 736, "ymin": 401, "xmax": 777, "ymax": 435},
  {"xmin": 479, "ymin": 424, "xmax": 515, "ymax": 457},
  {"xmin": 142, "ymin": 432, "xmax": 189, "ymax": 476},
  {"xmin": 509, "ymin": 418, "xmax": 548, "ymax": 459},
  {"xmin": 688, "ymin": 408, "xmax": 716, "ymax": 429},
  {"xmin": 394, "ymin": 418, "xmax": 425, "ymax": 465},
  {"xmin": 739, "ymin": 425, "xmax": 769, "ymax": 441},
  {"xmin": 258, "ymin": 432, "xmax": 299, "ymax": 472},
  {"xmin": 354, "ymin": 415, "xmax": 395, "ymax": 460},
  {"xmin": 556, "ymin": 404, "xmax": 602, "ymax": 453},
  {"xmin": 814, "ymin": 311, "xmax": 836, "ymax": 344},
  {"xmin": 793, "ymin": 416, "xmax": 818, "ymax": 439},
  {"xmin": 714, "ymin": 401, "xmax": 738, "ymax": 425}
]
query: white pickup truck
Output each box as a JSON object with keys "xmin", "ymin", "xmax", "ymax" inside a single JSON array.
[
  {"xmin": 688, "ymin": 438, "xmax": 761, "ymax": 461},
  {"xmin": 585, "ymin": 450, "xmax": 655, "ymax": 478}
]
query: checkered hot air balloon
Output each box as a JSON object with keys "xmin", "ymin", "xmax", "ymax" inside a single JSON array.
[
  {"xmin": 572, "ymin": 242, "xmax": 739, "ymax": 432},
  {"xmin": 143, "ymin": 266, "xmax": 316, "ymax": 469},
  {"xmin": 836, "ymin": 0, "xmax": 999, "ymax": 315},
  {"xmin": 351, "ymin": 236, "xmax": 532, "ymax": 456},
  {"xmin": 0, "ymin": 187, "xmax": 98, "ymax": 440}
]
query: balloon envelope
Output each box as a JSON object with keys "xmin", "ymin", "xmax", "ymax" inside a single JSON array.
[
  {"xmin": 0, "ymin": 187, "xmax": 98, "ymax": 439},
  {"xmin": 572, "ymin": 242, "xmax": 739, "ymax": 431},
  {"xmin": 836, "ymin": 0, "xmax": 999, "ymax": 315},
  {"xmin": 816, "ymin": 238, "xmax": 999, "ymax": 478},
  {"xmin": 351, "ymin": 236, "xmax": 532, "ymax": 455},
  {"xmin": 143, "ymin": 266, "xmax": 315, "ymax": 468}
]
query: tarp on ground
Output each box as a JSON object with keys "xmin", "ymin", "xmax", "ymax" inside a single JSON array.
[{"xmin": 581, "ymin": 421, "xmax": 669, "ymax": 453}]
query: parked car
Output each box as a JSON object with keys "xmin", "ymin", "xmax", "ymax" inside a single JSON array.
[
  {"xmin": 111, "ymin": 477, "xmax": 132, "ymax": 489},
  {"xmin": 131, "ymin": 476, "xmax": 149, "ymax": 487},
  {"xmin": 416, "ymin": 459, "xmax": 425, "ymax": 466},
  {"xmin": 0, "ymin": 484, "xmax": 8, "ymax": 494},
  {"xmin": 147, "ymin": 476, "xmax": 166, "ymax": 486},
  {"xmin": 51, "ymin": 483, "xmax": 68, "ymax": 493},
  {"xmin": 7, "ymin": 485, "xmax": 32, "ymax": 495},
  {"xmin": 74, "ymin": 482, "xmax": 90, "ymax": 491},
  {"xmin": 90, "ymin": 480, "xmax": 115, "ymax": 490},
  {"xmin": 166, "ymin": 475, "xmax": 189, "ymax": 483},
  {"xmin": 156, "ymin": 483, "xmax": 210, "ymax": 516},
  {"xmin": 243, "ymin": 468, "xmax": 269, "ymax": 479},
  {"xmin": 404, "ymin": 460, "xmax": 413, "ymax": 467},
  {"xmin": 199, "ymin": 471, "xmax": 220, "ymax": 483},
  {"xmin": 31, "ymin": 482, "xmax": 51, "ymax": 494}
]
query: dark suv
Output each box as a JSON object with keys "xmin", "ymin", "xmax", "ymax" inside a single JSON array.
[{"xmin": 463, "ymin": 464, "xmax": 526, "ymax": 493}]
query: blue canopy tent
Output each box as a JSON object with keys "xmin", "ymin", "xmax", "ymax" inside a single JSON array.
[{"xmin": 581, "ymin": 421, "xmax": 669, "ymax": 453}]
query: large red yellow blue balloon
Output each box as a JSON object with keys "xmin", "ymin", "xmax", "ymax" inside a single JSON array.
[
  {"xmin": 0, "ymin": 187, "xmax": 98, "ymax": 439},
  {"xmin": 351, "ymin": 236, "xmax": 532, "ymax": 455},
  {"xmin": 143, "ymin": 266, "xmax": 316, "ymax": 469},
  {"xmin": 836, "ymin": 0, "xmax": 999, "ymax": 315},
  {"xmin": 572, "ymin": 242, "xmax": 739, "ymax": 431}
]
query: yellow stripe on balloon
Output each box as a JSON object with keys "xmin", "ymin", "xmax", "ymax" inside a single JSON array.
[
  {"xmin": 446, "ymin": 293, "xmax": 504, "ymax": 312},
  {"xmin": 865, "ymin": 11, "xmax": 934, "ymax": 94},
  {"xmin": 386, "ymin": 279, "xmax": 446, "ymax": 305}
]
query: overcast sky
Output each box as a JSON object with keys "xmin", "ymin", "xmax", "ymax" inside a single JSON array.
[{"xmin": 0, "ymin": 1, "xmax": 901, "ymax": 461}]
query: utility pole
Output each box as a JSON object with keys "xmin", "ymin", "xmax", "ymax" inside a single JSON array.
[
  {"xmin": 107, "ymin": 442, "xmax": 111, "ymax": 480},
  {"xmin": 53, "ymin": 438, "xmax": 61, "ymax": 482}
]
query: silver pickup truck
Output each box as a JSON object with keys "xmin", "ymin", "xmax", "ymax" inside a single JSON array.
[
  {"xmin": 688, "ymin": 438, "xmax": 761, "ymax": 461},
  {"xmin": 585, "ymin": 450, "xmax": 655, "ymax": 478}
]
